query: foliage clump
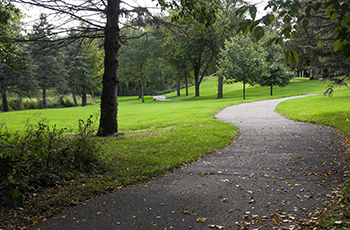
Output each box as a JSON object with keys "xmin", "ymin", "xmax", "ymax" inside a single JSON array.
[{"xmin": 0, "ymin": 116, "xmax": 110, "ymax": 208}]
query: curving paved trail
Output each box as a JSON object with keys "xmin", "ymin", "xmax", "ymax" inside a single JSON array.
[{"xmin": 31, "ymin": 96, "xmax": 348, "ymax": 230}]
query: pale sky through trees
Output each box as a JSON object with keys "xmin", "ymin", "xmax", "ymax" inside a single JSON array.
[{"xmin": 16, "ymin": 0, "xmax": 159, "ymax": 34}]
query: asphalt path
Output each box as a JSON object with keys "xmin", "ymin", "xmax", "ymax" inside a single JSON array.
[{"xmin": 31, "ymin": 96, "xmax": 348, "ymax": 230}]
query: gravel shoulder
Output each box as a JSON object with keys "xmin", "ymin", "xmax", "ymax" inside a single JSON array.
[{"xmin": 30, "ymin": 96, "xmax": 348, "ymax": 230}]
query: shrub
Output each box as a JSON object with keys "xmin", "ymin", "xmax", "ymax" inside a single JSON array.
[
  {"xmin": 8, "ymin": 98, "xmax": 23, "ymax": 110},
  {"xmin": 22, "ymin": 99, "xmax": 39, "ymax": 110},
  {"xmin": 58, "ymin": 97, "xmax": 75, "ymax": 107},
  {"xmin": 0, "ymin": 116, "xmax": 110, "ymax": 207}
]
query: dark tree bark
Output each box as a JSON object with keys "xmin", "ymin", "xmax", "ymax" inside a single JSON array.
[
  {"xmin": 217, "ymin": 75, "xmax": 223, "ymax": 99},
  {"xmin": 243, "ymin": 82, "xmax": 246, "ymax": 100},
  {"xmin": 270, "ymin": 85, "xmax": 273, "ymax": 96},
  {"xmin": 177, "ymin": 80, "xmax": 181, "ymax": 96},
  {"xmin": 185, "ymin": 75, "xmax": 188, "ymax": 96},
  {"xmin": 1, "ymin": 87, "xmax": 9, "ymax": 112},
  {"xmin": 97, "ymin": 0, "xmax": 120, "ymax": 136},
  {"xmin": 82, "ymin": 92, "xmax": 87, "ymax": 106},
  {"xmin": 72, "ymin": 91, "xmax": 78, "ymax": 107},
  {"xmin": 140, "ymin": 77, "xmax": 145, "ymax": 103},
  {"xmin": 138, "ymin": 83, "xmax": 142, "ymax": 98},
  {"xmin": 42, "ymin": 86, "xmax": 47, "ymax": 109},
  {"xmin": 194, "ymin": 66, "xmax": 200, "ymax": 97}
]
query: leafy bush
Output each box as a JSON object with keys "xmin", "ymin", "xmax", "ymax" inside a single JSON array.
[
  {"xmin": 8, "ymin": 98, "xmax": 24, "ymax": 110},
  {"xmin": 22, "ymin": 99, "xmax": 39, "ymax": 110},
  {"xmin": 0, "ymin": 116, "xmax": 110, "ymax": 207},
  {"xmin": 58, "ymin": 97, "xmax": 75, "ymax": 107}
]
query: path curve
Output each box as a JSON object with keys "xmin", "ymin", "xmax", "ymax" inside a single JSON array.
[{"xmin": 31, "ymin": 96, "xmax": 348, "ymax": 230}]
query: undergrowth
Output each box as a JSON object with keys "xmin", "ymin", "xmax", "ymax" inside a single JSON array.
[{"xmin": 0, "ymin": 116, "xmax": 111, "ymax": 209}]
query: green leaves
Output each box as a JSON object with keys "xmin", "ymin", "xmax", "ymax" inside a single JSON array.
[
  {"xmin": 334, "ymin": 39, "xmax": 344, "ymax": 52},
  {"xmin": 249, "ymin": 6, "xmax": 257, "ymax": 20},
  {"xmin": 253, "ymin": 26, "xmax": 265, "ymax": 42},
  {"xmin": 284, "ymin": 50, "xmax": 299, "ymax": 66},
  {"xmin": 164, "ymin": 0, "xmax": 219, "ymax": 27}
]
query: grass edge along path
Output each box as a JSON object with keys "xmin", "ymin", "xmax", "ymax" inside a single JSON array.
[
  {"xmin": 276, "ymin": 90, "xmax": 350, "ymax": 229},
  {"xmin": 0, "ymin": 77, "xmax": 334, "ymax": 229}
]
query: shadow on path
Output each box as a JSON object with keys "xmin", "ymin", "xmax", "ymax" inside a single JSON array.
[{"xmin": 31, "ymin": 96, "xmax": 348, "ymax": 230}]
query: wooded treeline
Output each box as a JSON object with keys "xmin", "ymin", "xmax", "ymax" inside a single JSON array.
[
  {"xmin": 2, "ymin": 0, "xmax": 348, "ymax": 135},
  {"xmin": 0, "ymin": 0, "xmax": 295, "ymax": 113}
]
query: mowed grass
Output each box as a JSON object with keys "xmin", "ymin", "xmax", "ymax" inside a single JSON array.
[
  {"xmin": 276, "ymin": 89, "xmax": 350, "ymax": 137},
  {"xmin": 0, "ymin": 77, "xmax": 337, "ymax": 229}
]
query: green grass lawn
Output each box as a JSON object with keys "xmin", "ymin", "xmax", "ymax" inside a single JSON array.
[
  {"xmin": 276, "ymin": 89, "xmax": 350, "ymax": 137},
  {"xmin": 0, "ymin": 77, "xmax": 344, "ymax": 229}
]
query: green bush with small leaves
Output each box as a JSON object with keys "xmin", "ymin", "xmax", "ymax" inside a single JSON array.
[{"xmin": 0, "ymin": 116, "xmax": 110, "ymax": 207}]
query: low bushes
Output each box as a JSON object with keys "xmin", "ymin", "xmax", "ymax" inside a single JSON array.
[
  {"xmin": 0, "ymin": 116, "xmax": 110, "ymax": 208},
  {"xmin": 0, "ymin": 96, "xmax": 95, "ymax": 111}
]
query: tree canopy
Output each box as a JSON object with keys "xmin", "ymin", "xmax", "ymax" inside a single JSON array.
[
  {"xmin": 237, "ymin": 0, "xmax": 350, "ymax": 89},
  {"xmin": 217, "ymin": 34, "xmax": 268, "ymax": 99}
]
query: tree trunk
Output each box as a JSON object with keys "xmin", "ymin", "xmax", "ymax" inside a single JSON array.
[
  {"xmin": 1, "ymin": 87, "xmax": 9, "ymax": 112},
  {"xmin": 140, "ymin": 77, "xmax": 145, "ymax": 103},
  {"xmin": 185, "ymin": 75, "xmax": 188, "ymax": 96},
  {"xmin": 82, "ymin": 92, "xmax": 87, "ymax": 106},
  {"xmin": 91, "ymin": 90, "xmax": 95, "ymax": 99},
  {"xmin": 42, "ymin": 86, "xmax": 47, "ymax": 109},
  {"xmin": 126, "ymin": 81, "xmax": 129, "ymax": 95},
  {"xmin": 217, "ymin": 75, "xmax": 223, "ymax": 99},
  {"xmin": 177, "ymin": 80, "xmax": 181, "ymax": 96},
  {"xmin": 138, "ymin": 81, "xmax": 142, "ymax": 99},
  {"xmin": 97, "ymin": 0, "xmax": 120, "ymax": 136},
  {"xmin": 270, "ymin": 85, "xmax": 273, "ymax": 96},
  {"xmin": 72, "ymin": 91, "xmax": 78, "ymax": 107},
  {"xmin": 194, "ymin": 66, "xmax": 200, "ymax": 97},
  {"xmin": 243, "ymin": 82, "xmax": 246, "ymax": 100}
]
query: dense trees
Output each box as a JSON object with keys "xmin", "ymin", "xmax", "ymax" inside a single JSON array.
[
  {"xmin": 28, "ymin": 14, "xmax": 65, "ymax": 108},
  {"xmin": 11, "ymin": 0, "xmax": 221, "ymax": 136},
  {"xmin": 119, "ymin": 31, "xmax": 162, "ymax": 102},
  {"xmin": 238, "ymin": 0, "xmax": 350, "ymax": 89},
  {"xmin": 0, "ymin": 1, "xmax": 38, "ymax": 112}
]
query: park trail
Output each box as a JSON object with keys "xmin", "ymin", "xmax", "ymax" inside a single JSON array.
[{"xmin": 31, "ymin": 95, "xmax": 349, "ymax": 230}]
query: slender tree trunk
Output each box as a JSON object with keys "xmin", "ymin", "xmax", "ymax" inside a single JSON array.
[
  {"xmin": 138, "ymin": 81, "xmax": 142, "ymax": 99},
  {"xmin": 177, "ymin": 80, "xmax": 181, "ymax": 96},
  {"xmin": 270, "ymin": 85, "xmax": 273, "ymax": 96},
  {"xmin": 243, "ymin": 82, "xmax": 246, "ymax": 100},
  {"xmin": 91, "ymin": 90, "xmax": 95, "ymax": 99},
  {"xmin": 185, "ymin": 75, "xmax": 188, "ymax": 96},
  {"xmin": 217, "ymin": 75, "xmax": 223, "ymax": 99},
  {"xmin": 140, "ymin": 76, "xmax": 144, "ymax": 103},
  {"xmin": 82, "ymin": 92, "xmax": 87, "ymax": 106},
  {"xmin": 126, "ymin": 81, "xmax": 129, "ymax": 95},
  {"xmin": 72, "ymin": 91, "xmax": 78, "ymax": 107},
  {"xmin": 42, "ymin": 86, "xmax": 47, "ymax": 109},
  {"xmin": 194, "ymin": 66, "xmax": 200, "ymax": 97},
  {"xmin": 1, "ymin": 87, "xmax": 9, "ymax": 112},
  {"xmin": 97, "ymin": 0, "xmax": 120, "ymax": 136}
]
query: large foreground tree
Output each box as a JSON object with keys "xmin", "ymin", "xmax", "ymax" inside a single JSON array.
[{"xmin": 14, "ymin": 0, "xmax": 218, "ymax": 136}]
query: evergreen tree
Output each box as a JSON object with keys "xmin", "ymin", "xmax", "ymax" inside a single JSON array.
[{"xmin": 28, "ymin": 14, "xmax": 65, "ymax": 109}]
